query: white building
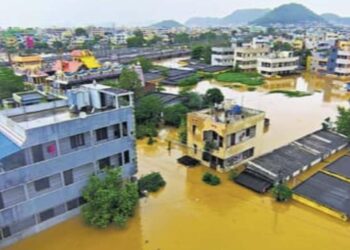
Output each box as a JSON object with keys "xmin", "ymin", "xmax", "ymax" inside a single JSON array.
[
  {"xmin": 257, "ymin": 51, "xmax": 299, "ymax": 77},
  {"xmin": 211, "ymin": 47, "xmax": 234, "ymax": 66},
  {"xmin": 233, "ymin": 43, "xmax": 270, "ymax": 71}
]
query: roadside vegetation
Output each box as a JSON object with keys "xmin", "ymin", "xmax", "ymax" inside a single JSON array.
[
  {"xmin": 215, "ymin": 71, "xmax": 264, "ymax": 86},
  {"xmin": 202, "ymin": 172, "xmax": 221, "ymax": 186},
  {"xmin": 178, "ymin": 74, "xmax": 201, "ymax": 87},
  {"xmin": 268, "ymin": 90, "xmax": 312, "ymax": 97}
]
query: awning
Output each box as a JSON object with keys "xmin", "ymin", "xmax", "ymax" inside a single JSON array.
[{"xmin": 0, "ymin": 132, "xmax": 21, "ymax": 160}]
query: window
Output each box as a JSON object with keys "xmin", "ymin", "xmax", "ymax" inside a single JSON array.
[
  {"xmin": 117, "ymin": 153, "xmax": 123, "ymax": 166},
  {"xmin": 32, "ymin": 145, "xmax": 44, "ymax": 163},
  {"xmin": 114, "ymin": 124, "xmax": 121, "ymax": 139},
  {"xmin": 0, "ymin": 192, "xmax": 4, "ymax": 210},
  {"xmin": 34, "ymin": 177, "xmax": 50, "ymax": 192},
  {"xmin": 70, "ymin": 134, "xmax": 85, "ymax": 149},
  {"xmin": 122, "ymin": 122, "xmax": 128, "ymax": 137},
  {"xmin": 124, "ymin": 151, "xmax": 130, "ymax": 164},
  {"xmin": 66, "ymin": 198, "xmax": 79, "ymax": 211},
  {"xmin": 96, "ymin": 127, "xmax": 108, "ymax": 141},
  {"xmin": 98, "ymin": 157, "xmax": 111, "ymax": 170},
  {"xmin": 2, "ymin": 226, "xmax": 11, "ymax": 238},
  {"xmin": 39, "ymin": 208, "xmax": 54, "ymax": 222},
  {"xmin": 63, "ymin": 169, "xmax": 74, "ymax": 186},
  {"xmin": 192, "ymin": 125, "xmax": 197, "ymax": 135}
]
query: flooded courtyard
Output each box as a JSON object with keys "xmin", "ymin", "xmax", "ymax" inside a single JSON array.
[{"xmin": 5, "ymin": 59, "xmax": 350, "ymax": 250}]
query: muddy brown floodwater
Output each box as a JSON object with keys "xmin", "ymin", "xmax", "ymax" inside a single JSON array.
[{"xmin": 6, "ymin": 59, "xmax": 350, "ymax": 250}]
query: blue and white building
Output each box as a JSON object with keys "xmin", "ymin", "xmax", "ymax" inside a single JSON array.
[{"xmin": 0, "ymin": 83, "xmax": 137, "ymax": 247}]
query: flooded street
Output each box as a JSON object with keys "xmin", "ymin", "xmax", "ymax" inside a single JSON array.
[{"xmin": 6, "ymin": 59, "xmax": 350, "ymax": 250}]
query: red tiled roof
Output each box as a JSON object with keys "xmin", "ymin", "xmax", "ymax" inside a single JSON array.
[{"xmin": 53, "ymin": 60, "xmax": 83, "ymax": 73}]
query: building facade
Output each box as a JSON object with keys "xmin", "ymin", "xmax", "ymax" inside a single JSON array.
[
  {"xmin": 211, "ymin": 47, "xmax": 234, "ymax": 66},
  {"xmin": 0, "ymin": 84, "xmax": 137, "ymax": 247},
  {"xmin": 233, "ymin": 43, "xmax": 270, "ymax": 71},
  {"xmin": 257, "ymin": 51, "xmax": 299, "ymax": 77},
  {"xmin": 186, "ymin": 102, "xmax": 266, "ymax": 172}
]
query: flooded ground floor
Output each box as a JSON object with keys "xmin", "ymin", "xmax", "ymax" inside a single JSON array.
[
  {"xmin": 6, "ymin": 132, "xmax": 350, "ymax": 250},
  {"xmin": 5, "ymin": 58, "xmax": 350, "ymax": 250}
]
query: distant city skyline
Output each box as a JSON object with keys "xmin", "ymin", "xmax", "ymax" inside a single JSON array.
[{"xmin": 1, "ymin": 0, "xmax": 350, "ymax": 28}]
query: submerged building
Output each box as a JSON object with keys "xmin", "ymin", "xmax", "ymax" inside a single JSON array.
[
  {"xmin": 0, "ymin": 84, "xmax": 137, "ymax": 247},
  {"xmin": 257, "ymin": 51, "xmax": 299, "ymax": 77},
  {"xmin": 186, "ymin": 102, "xmax": 266, "ymax": 172}
]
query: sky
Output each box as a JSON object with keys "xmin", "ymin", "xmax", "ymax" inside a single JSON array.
[{"xmin": 0, "ymin": 0, "xmax": 349, "ymax": 28}]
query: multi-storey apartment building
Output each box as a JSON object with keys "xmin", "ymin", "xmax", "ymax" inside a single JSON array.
[
  {"xmin": 257, "ymin": 51, "xmax": 299, "ymax": 77},
  {"xmin": 186, "ymin": 102, "xmax": 266, "ymax": 172},
  {"xmin": 233, "ymin": 43, "xmax": 270, "ymax": 71},
  {"xmin": 0, "ymin": 83, "xmax": 137, "ymax": 247},
  {"xmin": 211, "ymin": 47, "xmax": 234, "ymax": 66}
]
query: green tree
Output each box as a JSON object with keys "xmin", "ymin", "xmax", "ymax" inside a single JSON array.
[
  {"xmin": 127, "ymin": 30, "xmax": 145, "ymax": 48},
  {"xmin": 273, "ymin": 41, "xmax": 293, "ymax": 51},
  {"xmin": 52, "ymin": 40, "xmax": 64, "ymax": 51},
  {"xmin": 204, "ymin": 88, "xmax": 224, "ymax": 106},
  {"xmin": 118, "ymin": 68, "xmax": 143, "ymax": 98},
  {"xmin": 75, "ymin": 27, "xmax": 88, "ymax": 37},
  {"xmin": 135, "ymin": 95, "xmax": 163, "ymax": 124},
  {"xmin": 81, "ymin": 168, "xmax": 139, "ymax": 228},
  {"xmin": 0, "ymin": 67, "xmax": 25, "ymax": 99},
  {"xmin": 138, "ymin": 172, "xmax": 166, "ymax": 193},
  {"xmin": 135, "ymin": 57, "xmax": 153, "ymax": 73},
  {"xmin": 336, "ymin": 107, "xmax": 350, "ymax": 138},
  {"xmin": 174, "ymin": 33, "xmax": 190, "ymax": 44},
  {"xmin": 181, "ymin": 92, "xmax": 203, "ymax": 110},
  {"xmin": 163, "ymin": 104, "xmax": 189, "ymax": 127},
  {"xmin": 202, "ymin": 46, "xmax": 212, "ymax": 64},
  {"xmin": 272, "ymin": 184, "xmax": 293, "ymax": 202},
  {"xmin": 191, "ymin": 46, "xmax": 203, "ymax": 60},
  {"xmin": 202, "ymin": 172, "xmax": 221, "ymax": 186}
]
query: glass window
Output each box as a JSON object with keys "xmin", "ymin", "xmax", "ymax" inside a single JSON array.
[
  {"xmin": 122, "ymin": 122, "xmax": 128, "ymax": 137},
  {"xmin": 63, "ymin": 169, "xmax": 74, "ymax": 186},
  {"xmin": 34, "ymin": 177, "xmax": 50, "ymax": 192},
  {"xmin": 0, "ymin": 192, "xmax": 4, "ymax": 210},
  {"xmin": 124, "ymin": 151, "xmax": 130, "ymax": 164},
  {"xmin": 98, "ymin": 157, "xmax": 111, "ymax": 170},
  {"xmin": 39, "ymin": 208, "xmax": 54, "ymax": 222},
  {"xmin": 96, "ymin": 127, "xmax": 108, "ymax": 141},
  {"xmin": 114, "ymin": 124, "xmax": 121, "ymax": 139},
  {"xmin": 32, "ymin": 145, "xmax": 44, "ymax": 163},
  {"xmin": 70, "ymin": 134, "xmax": 85, "ymax": 149}
]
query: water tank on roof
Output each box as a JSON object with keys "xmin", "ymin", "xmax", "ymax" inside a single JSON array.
[{"xmin": 231, "ymin": 105, "xmax": 242, "ymax": 115}]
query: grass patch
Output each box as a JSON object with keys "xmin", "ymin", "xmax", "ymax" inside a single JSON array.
[
  {"xmin": 215, "ymin": 72, "xmax": 264, "ymax": 86},
  {"xmin": 268, "ymin": 90, "xmax": 312, "ymax": 97}
]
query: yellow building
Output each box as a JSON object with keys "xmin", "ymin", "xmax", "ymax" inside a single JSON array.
[
  {"xmin": 337, "ymin": 40, "xmax": 350, "ymax": 50},
  {"xmin": 292, "ymin": 39, "xmax": 304, "ymax": 50},
  {"xmin": 71, "ymin": 50, "xmax": 101, "ymax": 69},
  {"xmin": 12, "ymin": 55, "xmax": 43, "ymax": 73},
  {"xmin": 186, "ymin": 102, "xmax": 266, "ymax": 172}
]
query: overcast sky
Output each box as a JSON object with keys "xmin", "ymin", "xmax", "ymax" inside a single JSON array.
[{"xmin": 1, "ymin": 0, "xmax": 349, "ymax": 28}]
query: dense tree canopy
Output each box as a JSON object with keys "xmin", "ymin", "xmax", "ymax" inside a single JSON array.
[
  {"xmin": 75, "ymin": 28, "xmax": 88, "ymax": 37},
  {"xmin": 118, "ymin": 68, "xmax": 143, "ymax": 98},
  {"xmin": 163, "ymin": 104, "xmax": 189, "ymax": 127},
  {"xmin": 134, "ymin": 57, "xmax": 154, "ymax": 73},
  {"xmin": 81, "ymin": 168, "xmax": 139, "ymax": 228},
  {"xmin": 0, "ymin": 67, "xmax": 25, "ymax": 99},
  {"xmin": 204, "ymin": 88, "xmax": 224, "ymax": 106},
  {"xmin": 336, "ymin": 107, "xmax": 350, "ymax": 138},
  {"xmin": 135, "ymin": 95, "xmax": 163, "ymax": 125}
]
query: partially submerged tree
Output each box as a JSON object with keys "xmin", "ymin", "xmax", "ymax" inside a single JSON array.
[
  {"xmin": 138, "ymin": 172, "xmax": 166, "ymax": 194},
  {"xmin": 272, "ymin": 184, "xmax": 293, "ymax": 202},
  {"xmin": 336, "ymin": 107, "xmax": 350, "ymax": 138},
  {"xmin": 163, "ymin": 104, "xmax": 189, "ymax": 127},
  {"xmin": 81, "ymin": 168, "xmax": 139, "ymax": 228}
]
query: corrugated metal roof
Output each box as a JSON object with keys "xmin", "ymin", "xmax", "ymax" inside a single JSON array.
[{"xmin": 0, "ymin": 132, "xmax": 20, "ymax": 160}]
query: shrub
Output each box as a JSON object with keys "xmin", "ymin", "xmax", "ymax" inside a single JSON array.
[
  {"xmin": 136, "ymin": 123, "xmax": 158, "ymax": 139},
  {"xmin": 272, "ymin": 184, "xmax": 293, "ymax": 202},
  {"xmin": 202, "ymin": 172, "xmax": 221, "ymax": 186},
  {"xmin": 228, "ymin": 170, "xmax": 239, "ymax": 181},
  {"xmin": 179, "ymin": 74, "xmax": 201, "ymax": 87},
  {"xmin": 138, "ymin": 172, "xmax": 166, "ymax": 193}
]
